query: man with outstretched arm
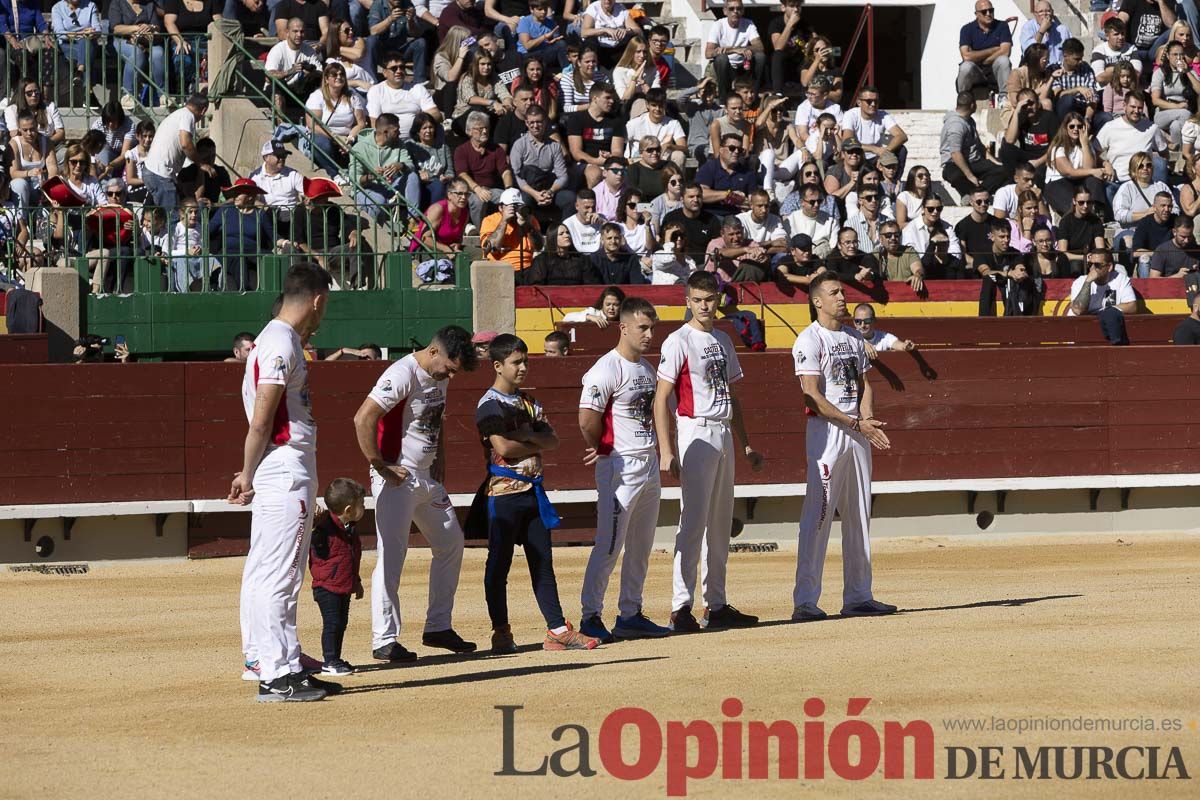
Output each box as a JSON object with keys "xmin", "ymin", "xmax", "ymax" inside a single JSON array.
[
  {"xmin": 654, "ymin": 271, "xmax": 763, "ymax": 632},
  {"xmin": 353, "ymin": 325, "xmax": 480, "ymax": 663},
  {"xmin": 792, "ymin": 271, "xmax": 898, "ymax": 622}
]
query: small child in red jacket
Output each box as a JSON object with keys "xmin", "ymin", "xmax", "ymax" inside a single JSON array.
[{"xmin": 310, "ymin": 478, "xmax": 366, "ymax": 676}]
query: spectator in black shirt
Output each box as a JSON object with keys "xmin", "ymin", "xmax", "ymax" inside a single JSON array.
[
  {"xmin": 1056, "ymin": 186, "xmax": 1107, "ymax": 269},
  {"xmin": 1131, "ymin": 191, "xmax": 1175, "ymax": 274},
  {"xmin": 1149, "ymin": 213, "xmax": 1199, "ymax": 277},
  {"xmin": 223, "ymin": 0, "xmax": 271, "ymax": 36},
  {"xmin": 275, "ymin": 0, "xmax": 329, "ymax": 42},
  {"xmin": 1172, "ymin": 294, "xmax": 1200, "ymax": 343},
  {"xmin": 922, "ymin": 229, "xmax": 969, "ymax": 279},
  {"xmin": 973, "ymin": 224, "xmax": 1023, "ymax": 277},
  {"xmin": 774, "ymin": 232, "xmax": 825, "ymax": 289},
  {"xmin": 1000, "ymin": 88, "xmax": 1055, "ymax": 181},
  {"xmin": 662, "ymin": 183, "xmax": 721, "ymax": 259},
  {"xmin": 293, "ymin": 177, "xmax": 375, "ymax": 287},
  {"xmin": 566, "ymin": 83, "xmax": 627, "ymax": 188},
  {"xmin": 954, "ymin": 187, "xmax": 1007, "ymax": 269},
  {"xmin": 767, "ymin": 0, "xmax": 812, "ymax": 94},
  {"xmin": 493, "ymin": 85, "xmax": 533, "ymax": 151},
  {"xmin": 178, "ymin": 137, "xmax": 231, "ymax": 207},
  {"xmin": 825, "ymin": 226, "xmax": 880, "ymax": 283},
  {"xmin": 516, "ymin": 224, "xmax": 599, "ymax": 285},
  {"xmin": 980, "ymin": 258, "xmax": 1045, "ymax": 316},
  {"xmin": 588, "ymin": 222, "xmax": 646, "ymax": 284}
]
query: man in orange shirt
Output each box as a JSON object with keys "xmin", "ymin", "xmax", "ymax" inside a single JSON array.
[{"xmin": 480, "ymin": 188, "xmax": 544, "ymax": 271}]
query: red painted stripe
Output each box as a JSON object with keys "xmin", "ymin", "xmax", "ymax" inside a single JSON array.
[
  {"xmin": 376, "ymin": 399, "xmax": 406, "ymax": 464},
  {"xmin": 252, "ymin": 352, "xmax": 291, "ymax": 446},
  {"xmin": 517, "ymin": 279, "xmax": 1187, "ymax": 308},
  {"xmin": 675, "ymin": 355, "xmax": 694, "ymax": 418},
  {"xmin": 597, "ymin": 396, "xmax": 615, "ymax": 456}
]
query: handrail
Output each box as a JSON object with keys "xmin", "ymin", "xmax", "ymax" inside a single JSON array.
[
  {"xmin": 215, "ymin": 28, "xmax": 440, "ymax": 258},
  {"xmin": 839, "ymin": 4, "xmax": 875, "ymax": 100},
  {"xmin": 736, "ymin": 280, "xmax": 800, "ymax": 339}
]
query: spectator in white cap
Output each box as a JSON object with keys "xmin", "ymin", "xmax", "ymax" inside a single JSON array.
[
  {"xmin": 249, "ymin": 140, "xmax": 306, "ymax": 235},
  {"xmin": 480, "ymin": 187, "xmax": 543, "ymax": 271}
]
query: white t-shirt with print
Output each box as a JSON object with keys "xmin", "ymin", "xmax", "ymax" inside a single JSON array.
[
  {"xmin": 580, "ymin": 349, "xmax": 658, "ymax": 456},
  {"xmin": 657, "ymin": 323, "xmax": 743, "ymax": 421},
  {"xmin": 367, "ymin": 353, "xmax": 449, "ymax": 471},
  {"xmin": 1066, "ymin": 272, "xmax": 1136, "ymax": 315},
  {"xmin": 583, "ymin": 1, "xmax": 631, "ymax": 48},
  {"xmin": 792, "ymin": 321, "xmax": 871, "ymax": 418},
  {"xmin": 706, "ymin": 18, "xmax": 760, "ymax": 67}
]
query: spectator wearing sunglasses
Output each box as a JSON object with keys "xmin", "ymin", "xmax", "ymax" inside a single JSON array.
[
  {"xmin": 626, "ymin": 135, "xmax": 668, "ymax": 198},
  {"xmin": 624, "ymin": 88, "xmax": 687, "ymax": 167},
  {"xmin": 593, "ymin": 156, "xmax": 628, "ymax": 222},
  {"xmin": 957, "ymin": 0, "xmax": 1012, "ymax": 94},
  {"xmin": 852, "ymin": 303, "xmax": 916, "ymax": 360},
  {"xmin": 876, "ymin": 220, "xmax": 925, "ymax": 289},
  {"xmin": 902, "ymin": 197, "xmax": 962, "ymax": 258},
  {"xmin": 696, "ymin": 132, "xmax": 755, "ymax": 217}
]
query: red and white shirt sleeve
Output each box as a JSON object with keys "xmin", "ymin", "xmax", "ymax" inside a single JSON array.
[
  {"xmin": 367, "ymin": 354, "xmax": 446, "ymax": 470},
  {"xmin": 241, "ymin": 319, "xmax": 316, "ymax": 451},
  {"xmin": 657, "ymin": 326, "xmax": 739, "ymax": 421},
  {"xmin": 580, "ymin": 350, "xmax": 657, "ymax": 456}
]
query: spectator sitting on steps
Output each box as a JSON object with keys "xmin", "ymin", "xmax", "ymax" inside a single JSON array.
[
  {"xmin": 957, "ymin": 0, "xmax": 1013, "ymax": 95},
  {"xmin": 940, "ymin": 91, "xmax": 1012, "ymax": 197}
]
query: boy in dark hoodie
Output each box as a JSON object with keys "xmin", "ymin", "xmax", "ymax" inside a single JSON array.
[{"xmin": 309, "ymin": 478, "xmax": 367, "ymax": 676}]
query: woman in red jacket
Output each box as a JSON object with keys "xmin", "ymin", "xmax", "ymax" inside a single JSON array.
[{"xmin": 310, "ymin": 478, "xmax": 367, "ymax": 676}]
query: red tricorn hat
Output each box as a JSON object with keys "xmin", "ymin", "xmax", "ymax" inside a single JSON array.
[
  {"xmin": 86, "ymin": 206, "xmax": 136, "ymax": 247},
  {"xmin": 41, "ymin": 176, "xmax": 85, "ymax": 207},
  {"xmin": 222, "ymin": 177, "xmax": 268, "ymax": 199},
  {"xmin": 303, "ymin": 176, "xmax": 343, "ymax": 201}
]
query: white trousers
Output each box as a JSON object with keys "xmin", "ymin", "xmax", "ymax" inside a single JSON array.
[
  {"xmin": 580, "ymin": 452, "xmax": 662, "ymax": 619},
  {"xmin": 672, "ymin": 418, "xmax": 735, "ymax": 612},
  {"xmin": 239, "ymin": 446, "xmax": 316, "ymax": 683},
  {"xmin": 794, "ymin": 418, "xmax": 875, "ymax": 608},
  {"xmin": 759, "ymin": 148, "xmax": 809, "ymax": 193},
  {"xmin": 370, "ymin": 468, "xmax": 465, "ymax": 647}
]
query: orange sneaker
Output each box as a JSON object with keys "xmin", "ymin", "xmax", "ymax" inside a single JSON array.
[{"xmin": 543, "ymin": 621, "xmax": 599, "ymax": 651}]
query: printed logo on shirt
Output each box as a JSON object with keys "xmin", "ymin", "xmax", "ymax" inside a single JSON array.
[
  {"xmin": 271, "ymin": 355, "xmax": 286, "ymax": 373},
  {"xmin": 588, "ymin": 385, "xmax": 602, "ymax": 403},
  {"xmin": 630, "ymin": 388, "xmax": 655, "ymax": 434},
  {"xmin": 380, "ymin": 380, "xmax": 392, "ymax": 393},
  {"xmin": 583, "ymin": 125, "xmax": 613, "ymax": 142},
  {"xmin": 704, "ymin": 352, "xmax": 731, "ymax": 409}
]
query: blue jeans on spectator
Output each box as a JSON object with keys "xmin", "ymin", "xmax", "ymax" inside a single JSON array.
[
  {"xmin": 171, "ymin": 35, "xmax": 207, "ymax": 95},
  {"xmin": 494, "ymin": 21, "xmax": 517, "ymax": 53},
  {"xmin": 143, "ymin": 169, "xmax": 177, "ymax": 214},
  {"xmin": 357, "ymin": 185, "xmax": 400, "ymax": 224},
  {"xmin": 527, "ymin": 41, "xmax": 569, "ymax": 69},
  {"xmin": 310, "ymin": 133, "xmax": 343, "ymax": 178},
  {"xmin": 267, "ymin": 0, "xmax": 285, "ymax": 32},
  {"xmin": 421, "ymin": 178, "xmax": 447, "ymax": 208},
  {"xmin": 112, "ymin": 38, "xmax": 167, "ymax": 105},
  {"xmin": 59, "ymin": 36, "xmax": 100, "ymax": 82}
]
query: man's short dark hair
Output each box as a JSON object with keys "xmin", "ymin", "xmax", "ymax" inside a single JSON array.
[
  {"xmin": 809, "ymin": 271, "xmax": 842, "ymax": 296},
  {"xmin": 648, "ymin": 24, "xmax": 670, "ymax": 40},
  {"xmin": 1103, "ymin": 17, "xmax": 1126, "ymax": 35},
  {"xmin": 186, "ymin": 92, "xmax": 209, "ymax": 109},
  {"xmin": 720, "ymin": 132, "xmax": 742, "ymax": 148},
  {"xmin": 282, "ymin": 262, "xmax": 332, "ymax": 299},
  {"xmin": 749, "ymin": 188, "xmax": 770, "ymax": 202},
  {"xmin": 620, "ymin": 296, "xmax": 657, "ymax": 320},
  {"xmin": 1063, "ymin": 37, "xmax": 1084, "ymax": 57},
  {"xmin": 526, "ymin": 103, "xmax": 547, "ymax": 120},
  {"xmin": 683, "ymin": 181, "xmax": 704, "ymax": 195},
  {"xmin": 956, "ymin": 91, "xmax": 975, "ymax": 110},
  {"xmin": 324, "ymin": 477, "xmax": 365, "ymax": 515},
  {"xmin": 1014, "ymin": 161, "xmax": 1036, "ymax": 176},
  {"xmin": 488, "ymin": 333, "xmax": 528, "ymax": 364},
  {"xmin": 382, "ymin": 51, "xmax": 406, "ymax": 69},
  {"xmin": 600, "ymin": 221, "xmax": 623, "ymax": 236},
  {"xmin": 434, "ymin": 325, "xmax": 479, "ymax": 371},
  {"xmin": 544, "ymin": 330, "xmax": 571, "ymax": 349},
  {"xmin": 233, "ymin": 331, "xmax": 254, "ymax": 347},
  {"xmin": 604, "ymin": 155, "xmax": 628, "ymax": 170},
  {"xmin": 1087, "ymin": 247, "xmax": 1113, "ymax": 263},
  {"xmin": 1125, "ymin": 88, "xmax": 1148, "ymax": 106},
  {"xmin": 803, "ymin": 184, "xmax": 822, "ymax": 198},
  {"xmin": 1174, "ymin": 215, "xmax": 1194, "ymax": 230},
  {"xmin": 576, "ymin": 188, "xmax": 596, "ymax": 203},
  {"xmin": 589, "ymin": 82, "xmax": 615, "ymax": 100},
  {"xmin": 686, "ymin": 270, "xmax": 719, "ymax": 294},
  {"xmin": 377, "ymin": 112, "xmax": 400, "ymax": 128},
  {"xmin": 1155, "ymin": 190, "xmax": 1174, "ymax": 203},
  {"xmin": 644, "ymin": 87, "xmax": 667, "ymax": 106},
  {"xmin": 358, "ymin": 342, "xmax": 383, "ymax": 359}
]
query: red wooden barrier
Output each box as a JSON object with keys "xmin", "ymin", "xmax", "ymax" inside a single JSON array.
[
  {"xmin": 0, "ymin": 334, "xmax": 49, "ymax": 364},
  {"xmin": 2, "ymin": 347, "xmax": 1196, "ymax": 551},
  {"xmin": 557, "ymin": 319, "xmax": 745, "ymax": 354}
]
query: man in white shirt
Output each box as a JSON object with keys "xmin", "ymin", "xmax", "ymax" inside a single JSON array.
[
  {"xmin": 353, "ymin": 325, "xmax": 480, "ymax": 662},
  {"xmin": 736, "ymin": 189, "xmax": 788, "ymax": 258},
  {"xmin": 578, "ymin": 296, "xmax": 671, "ymax": 642},
  {"xmin": 1067, "ymin": 248, "xmax": 1138, "ymax": 344},
  {"xmin": 142, "ymin": 93, "xmax": 209, "ymax": 212},
  {"xmin": 704, "ymin": 0, "xmax": 764, "ymax": 98},
  {"xmin": 851, "ymin": 303, "xmax": 916, "ymax": 361},
  {"xmin": 1096, "ymin": 90, "xmax": 1168, "ymax": 185},
  {"xmin": 580, "ymin": 0, "xmax": 641, "ymax": 55},
  {"xmin": 785, "ymin": 184, "xmax": 839, "ymax": 257},
  {"xmin": 901, "ymin": 197, "xmax": 963, "ymax": 257},
  {"xmin": 563, "ymin": 189, "xmax": 604, "ymax": 253},
  {"xmin": 366, "ymin": 55, "xmax": 442, "ymax": 139},
  {"xmin": 624, "ymin": 87, "xmax": 687, "ymax": 165},
  {"xmin": 794, "ymin": 77, "xmax": 842, "ymax": 137},
  {"xmin": 840, "ymin": 85, "xmax": 908, "ymax": 174},
  {"xmin": 265, "ymin": 17, "xmax": 322, "ymax": 111},
  {"xmin": 791, "ymin": 272, "xmax": 896, "ymax": 622},
  {"xmin": 249, "ymin": 140, "xmax": 306, "ymax": 232}
]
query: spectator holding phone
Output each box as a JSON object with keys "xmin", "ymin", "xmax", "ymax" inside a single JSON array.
[
  {"xmin": 516, "ymin": 0, "xmax": 567, "ymax": 68},
  {"xmin": 1150, "ymin": 214, "xmax": 1200, "ymax": 277}
]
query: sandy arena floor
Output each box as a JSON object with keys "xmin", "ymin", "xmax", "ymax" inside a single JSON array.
[{"xmin": 3, "ymin": 532, "xmax": 1199, "ymax": 799}]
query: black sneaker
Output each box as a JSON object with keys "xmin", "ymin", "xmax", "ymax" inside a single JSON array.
[
  {"xmin": 299, "ymin": 673, "xmax": 343, "ymax": 695},
  {"xmin": 703, "ymin": 604, "xmax": 759, "ymax": 629},
  {"xmin": 321, "ymin": 660, "xmax": 355, "ymax": 676},
  {"xmin": 257, "ymin": 673, "xmax": 326, "ymax": 703},
  {"xmin": 372, "ymin": 642, "xmax": 418, "ymax": 662},
  {"xmin": 669, "ymin": 605, "xmax": 701, "ymax": 633},
  {"xmin": 422, "ymin": 628, "xmax": 478, "ymax": 653}
]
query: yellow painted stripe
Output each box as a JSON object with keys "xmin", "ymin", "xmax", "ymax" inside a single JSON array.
[{"xmin": 518, "ymin": 299, "xmax": 1190, "ymax": 353}]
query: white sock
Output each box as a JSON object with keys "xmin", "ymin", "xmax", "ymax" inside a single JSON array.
[{"xmin": 550, "ymin": 625, "xmax": 568, "ymax": 635}]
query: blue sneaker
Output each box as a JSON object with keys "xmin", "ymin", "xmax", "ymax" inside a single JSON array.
[
  {"xmin": 579, "ymin": 615, "xmax": 614, "ymax": 644},
  {"xmin": 614, "ymin": 612, "xmax": 672, "ymax": 639}
]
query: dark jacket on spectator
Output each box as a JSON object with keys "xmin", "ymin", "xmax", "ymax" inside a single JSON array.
[
  {"xmin": 516, "ymin": 252, "xmax": 599, "ymax": 285},
  {"xmin": 589, "ymin": 250, "xmax": 646, "ymax": 284},
  {"xmin": 309, "ymin": 511, "xmax": 362, "ymax": 596},
  {"xmin": 825, "ymin": 251, "xmax": 881, "ymax": 282}
]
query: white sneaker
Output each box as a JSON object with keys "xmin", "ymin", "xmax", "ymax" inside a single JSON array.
[
  {"xmin": 119, "ymin": 91, "xmax": 136, "ymax": 112},
  {"xmin": 334, "ymin": 174, "xmax": 350, "ymax": 189},
  {"xmin": 463, "ymin": 223, "xmax": 478, "ymax": 236},
  {"xmin": 791, "ymin": 602, "xmax": 828, "ymax": 622}
]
